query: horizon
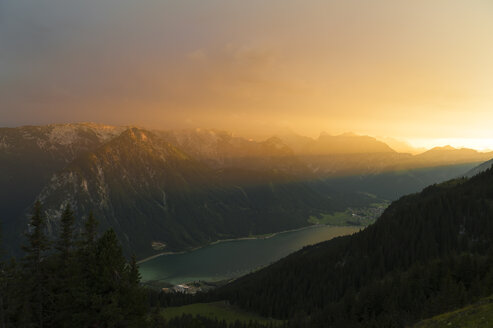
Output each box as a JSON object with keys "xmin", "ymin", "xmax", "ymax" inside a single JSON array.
[{"xmin": 1, "ymin": 121, "xmax": 492, "ymax": 153}]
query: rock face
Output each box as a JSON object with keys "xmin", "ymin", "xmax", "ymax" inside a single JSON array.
[
  {"xmin": 157, "ymin": 129, "xmax": 310, "ymax": 175},
  {"xmin": 0, "ymin": 123, "xmax": 125, "ymax": 251},
  {"xmin": 37, "ymin": 127, "xmax": 229, "ymax": 256}
]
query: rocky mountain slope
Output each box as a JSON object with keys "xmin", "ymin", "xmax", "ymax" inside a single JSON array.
[
  {"xmin": 158, "ymin": 128, "xmax": 310, "ymax": 176},
  {"xmin": 1, "ymin": 123, "xmax": 491, "ymax": 258},
  {"xmin": 10, "ymin": 128, "xmax": 376, "ymax": 258},
  {"xmin": 0, "ymin": 123, "xmax": 125, "ymax": 252}
]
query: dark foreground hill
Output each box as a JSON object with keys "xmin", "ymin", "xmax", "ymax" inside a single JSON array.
[
  {"xmin": 208, "ymin": 167, "xmax": 493, "ymax": 327},
  {"xmin": 414, "ymin": 295, "xmax": 493, "ymax": 328}
]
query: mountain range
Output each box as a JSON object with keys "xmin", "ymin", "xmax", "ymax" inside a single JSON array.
[{"xmin": 1, "ymin": 123, "xmax": 492, "ymax": 259}]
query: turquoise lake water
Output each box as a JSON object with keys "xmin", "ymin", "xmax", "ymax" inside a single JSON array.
[{"xmin": 139, "ymin": 225, "xmax": 361, "ymax": 285}]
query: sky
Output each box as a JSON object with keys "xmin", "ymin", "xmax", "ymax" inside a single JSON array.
[{"xmin": 1, "ymin": 0, "xmax": 493, "ymax": 149}]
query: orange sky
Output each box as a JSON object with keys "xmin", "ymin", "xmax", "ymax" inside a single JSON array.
[{"xmin": 1, "ymin": 0, "xmax": 492, "ymax": 150}]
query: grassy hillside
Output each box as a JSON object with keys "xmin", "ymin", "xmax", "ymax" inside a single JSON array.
[
  {"xmin": 414, "ymin": 295, "xmax": 493, "ymax": 328},
  {"xmin": 160, "ymin": 301, "xmax": 282, "ymax": 325}
]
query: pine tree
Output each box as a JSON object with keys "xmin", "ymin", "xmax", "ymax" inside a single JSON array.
[
  {"xmin": 22, "ymin": 200, "xmax": 50, "ymax": 328},
  {"xmin": 78, "ymin": 212, "xmax": 99, "ymax": 274},
  {"xmin": 22, "ymin": 201, "xmax": 50, "ymax": 266},
  {"xmin": 70, "ymin": 212, "xmax": 100, "ymax": 327},
  {"xmin": 56, "ymin": 204, "xmax": 76, "ymax": 262},
  {"xmin": 124, "ymin": 254, "xmax": 148, "ymax": 326},
  {"xmin": 128, "ymin": 254, "xmax": 141, "ymax": 286},
  {"xmin": 52, "ymin": 204, "xmax": 78, "ymax": 327},
  {"xmin": 1, "ymin": 259, "xmax": 26, "ymax": 328},
  {"xmin": 81, "ymin": 211, "xmax": 98, "ymax": 247},
  {"xmin": 93, "ymin": 229, "xmax": 127, "ymax": 326}
]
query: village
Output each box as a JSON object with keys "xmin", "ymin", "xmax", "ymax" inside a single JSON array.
[{"xmin": 161, "ymin": 281, "xmax": 220, "ymax": 295}]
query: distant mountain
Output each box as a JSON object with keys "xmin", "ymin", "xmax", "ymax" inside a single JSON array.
[
  {"xmin": 212, "ymin": 167, "xmax": 493, "ymax": 327},
  {"xmin": 375, "ymin": 136, "xmax": 426, "ymax": 154},
  {"xmin": 413, "ymin": 146, "xmax": 493, "ymax": 166},
  {"xmin": 158, "ymin": 128, "xmax": 310, "ymax": 176},
  {"xmin": 276, "ymin": 132, "xmax": 492, "ymax": 176},
  {"xmin": 313, "ymin": 132, "xmax": 396, "ymax": 154},
  {"xmin": 276, "ymin": 132, "xmax": 414, "ymax": 176},
  {"xmin": 279, "ymin": 131, "xmax": 395, "ymax": 155},
  {"xmin": 465, "ymin": 158, "xmax": 493, "ymax": 178}
]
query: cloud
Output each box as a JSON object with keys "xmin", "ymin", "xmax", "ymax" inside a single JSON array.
[
  {"xmin": 0, "ymin": 0, "xmax": 492, "ymax": 140},
  {"xmin": 186, "ymin": 49, "xmax": 207, "ymax": 62}
]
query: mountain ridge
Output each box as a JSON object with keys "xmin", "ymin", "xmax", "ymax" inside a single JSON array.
[{"xmin": 2, "ymin": 123, "xmax": 491, "ymax": 259}]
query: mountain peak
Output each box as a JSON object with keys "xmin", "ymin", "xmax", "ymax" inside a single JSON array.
[
  {"xmin": 313, "ymin": 133, "xmax": 395, "ymax": 154},
  {"xmin": 123, "ymin": 127, "xmax": 150, "ymax": 141},
  {"xmin": 433, "ymin": 145, "xmax": 457, "ymax": 151}
]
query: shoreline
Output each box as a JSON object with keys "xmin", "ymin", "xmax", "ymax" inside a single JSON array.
[{"xmin": 137, "ymin": 224, "xmax": 357, "ymax": 264}]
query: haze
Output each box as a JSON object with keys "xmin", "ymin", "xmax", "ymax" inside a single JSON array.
[{"xmin": 1, "ymin": 0, "xmax": 492, "ymax": 149}]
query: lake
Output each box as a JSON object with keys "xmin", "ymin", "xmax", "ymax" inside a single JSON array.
[{"xmin": 139, "ymin": 225, "xmax": 362, "ymax": 285}]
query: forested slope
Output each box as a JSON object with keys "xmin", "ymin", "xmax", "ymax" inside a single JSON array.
[{"xmin": 211, "ymin": 168, "xmax": 493, "ymax": 327}]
